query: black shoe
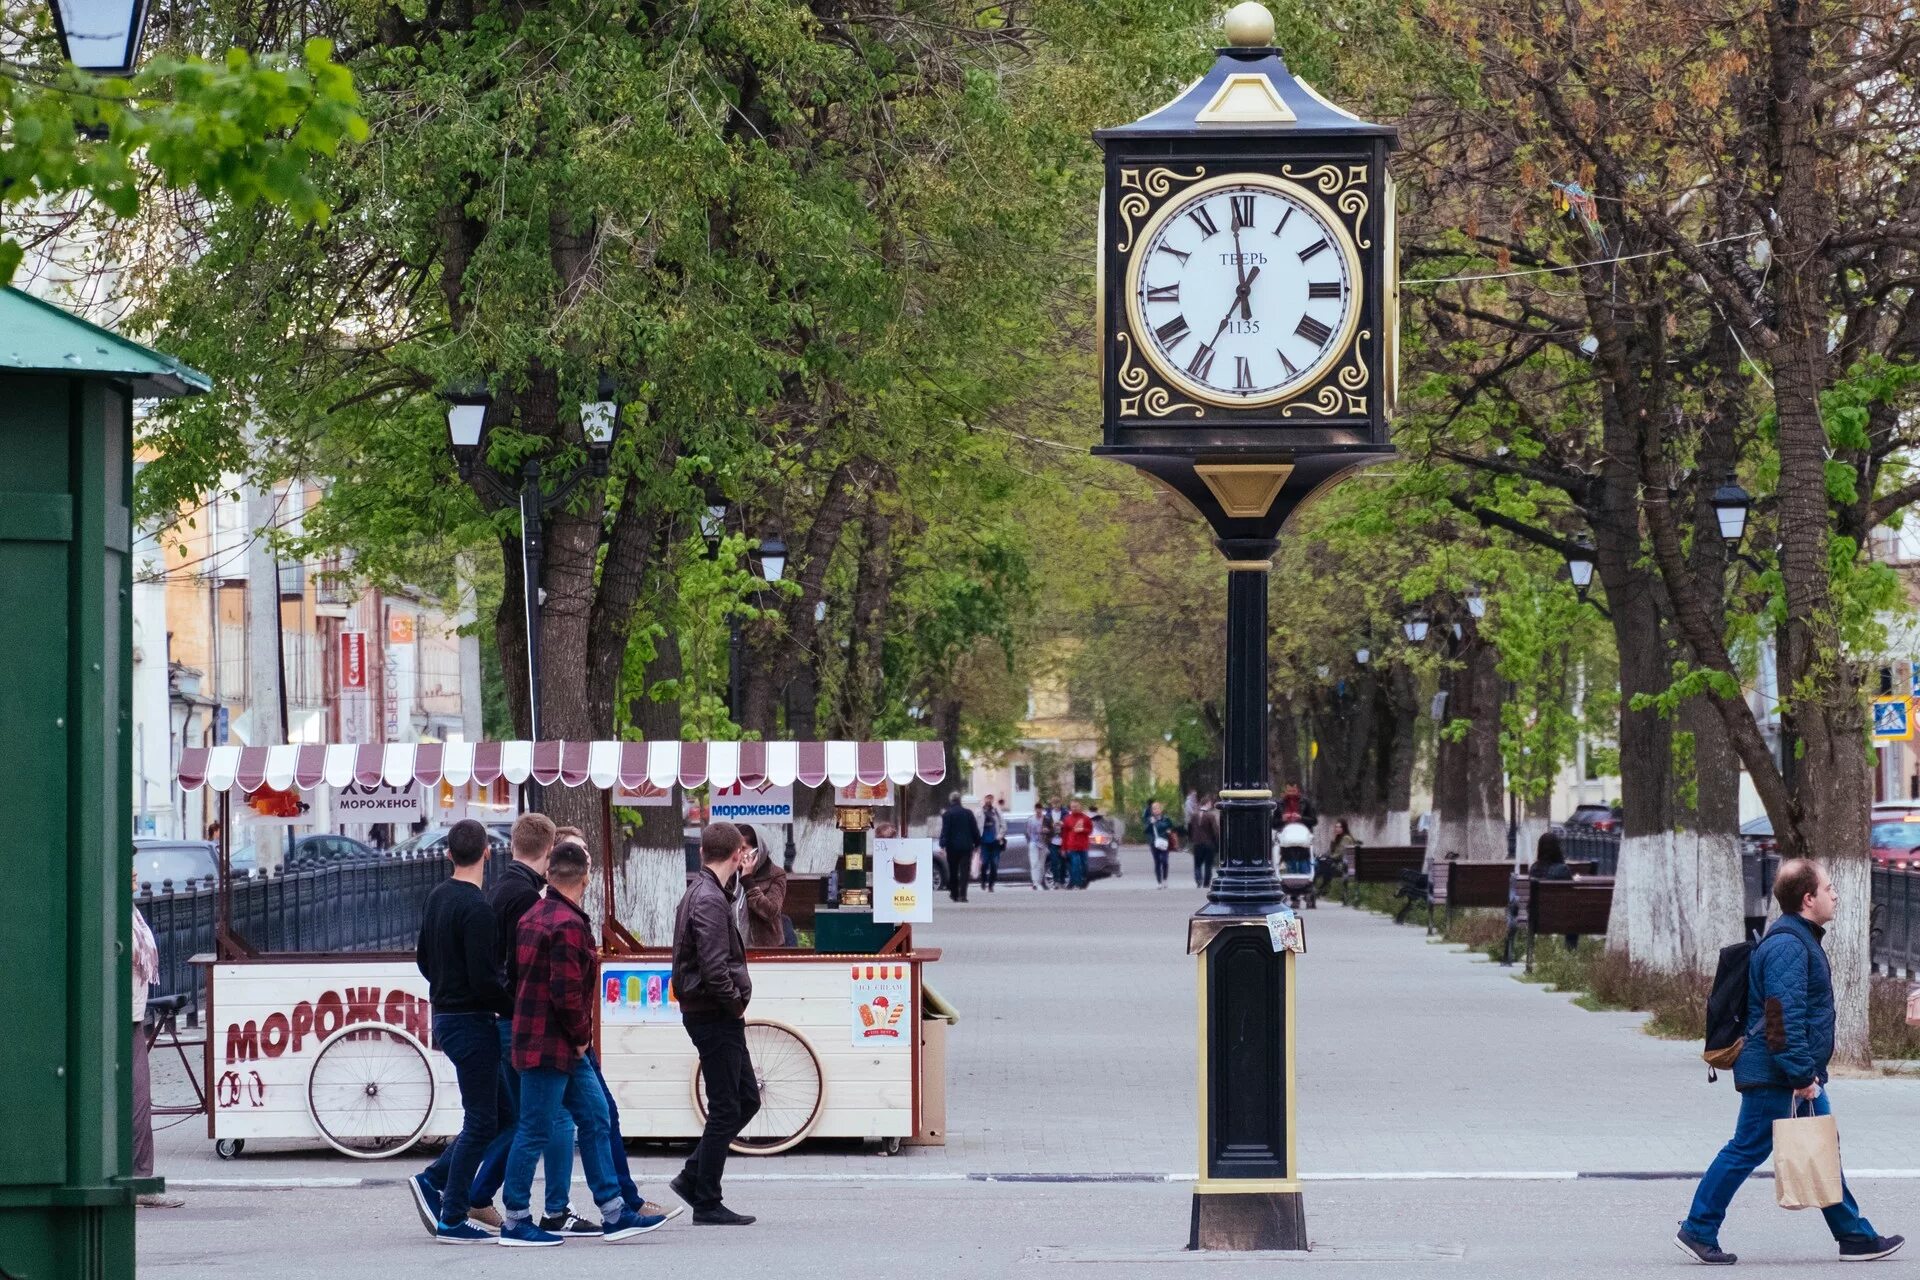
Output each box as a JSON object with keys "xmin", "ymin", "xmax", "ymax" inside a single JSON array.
[
  {"xmin": 1840, "ymin": 1235, "xmax": 1905, "ymax": 1262},
  {"xmin": 537, "ymin": 1209, "xmax": 600, "ymax": 1237},
  {"xmin": 669, "ymin": 1171, "xmax": 696, "ymax": 1208},
  {"xmin": 1675, "ymin": 1231, "xmax": 1737, "ymax": 1265},
  {"xmin": 692, "ymin": 1205, "xmax": 756, "ymax": 1226}
]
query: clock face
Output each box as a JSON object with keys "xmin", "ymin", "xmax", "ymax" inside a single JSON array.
[{"xmin": 1126, "ymin": 175, "xmax": 1362, "ymax": 407}]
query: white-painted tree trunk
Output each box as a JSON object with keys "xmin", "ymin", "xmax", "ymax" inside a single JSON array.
[
  {"xmin": 1605, "ymin": 830, "xmax": 1743, "ymax": 973},
  {"xmin": 1340, "ymin": 810, "xmax": 1409, "ymax": 848},
  {"xmin": 790, "ymin": 817, "xmax": 844, "ymax": 874},
  {"xmin": 1829, "ymin": 854, "xmax": 1872, "ymax": 1066},
  {"xmin": 1449, "ymin": 815, "xmax": 1509, "ymax": 861},
  {"xmin": 606, "ymin": 843, "xmax": 688, "ymax": 948},
  {"xmin": 1512, "ymin": 816, "xmax": 1551, "ymax": 867}
]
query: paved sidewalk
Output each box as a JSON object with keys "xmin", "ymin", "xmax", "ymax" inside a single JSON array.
[{"xmin": 154, "ymin": 865, "xmax": 1920, "ymax": 1183}]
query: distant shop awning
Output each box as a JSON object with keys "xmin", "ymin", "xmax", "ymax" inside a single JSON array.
[{"xmin": 175, "ymin": 740, "xmax": 946, "ymax": 793}]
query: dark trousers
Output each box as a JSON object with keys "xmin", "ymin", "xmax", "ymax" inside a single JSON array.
[
  {"xmin": 425, "ymin": 1011, "xmax": 507, "ymax": 1225},
  {"xmin": 1047, "ymin": 848, "xmax": 1065, "ymax": 886},
  {"xmin": 1068, "ymin": 850, "xmax": 1088, "ymax": 888},
  {"xmin": 1151, "ymin": 847, "xmax": 1169, "ymax": 882},
  {"xmin": 980, "ymin": 844, "xmax": 1001, "ymax": 891},
  {"xmin": 681, "ymin": 1017, "xmax": 760, "ymax": 1210},
  {"xmin": 948, "ymin": 850, "xmax": 972, "ymax": 901},
  {"xmin": 1193, "ymin": 844, "xmax": 1215, "ymax": 887},
  {"xmin": 1683, "ymin": 1086, "xmax": 1874, "ymax": 1247},
  {"xmin": 457, "ymin": 1020, "xmax": 573, "ymax": 1217},
  {"xmin": 132, "ymin": 1021, "xmax": 154, "ymax": 1178}
]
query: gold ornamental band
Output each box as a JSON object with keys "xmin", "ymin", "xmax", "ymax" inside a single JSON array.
[
  {"xmin": 1217, "ymin": 788, "xmax": 1272, "ymax": 799},
  {"xmin": 1223, "ymin": 559, "xmax": 1272, "ymax": 571},
  {"xmin": 1193, "ymin": 1178, "xmax": 1303, "ymax": 1195}
]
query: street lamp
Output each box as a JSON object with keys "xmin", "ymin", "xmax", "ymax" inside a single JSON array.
[
  {"xmin": 727, "ymin": 533, "xmax": 786, "ymax": 720},
  {"xmin": 1710, "ymin": 475, "xmax": 1751, "ymax": 548},
  {"xmin": 49, "ymin": 0, "xmax": 150, "ymax": 74},
  {"xmin": 1354, "ymin": 645, "xmax": 1371, "ymax": 666},
  {"xmin": 1465, "ymin": 589, "xmax": 1486, "ymax": 619},
  {"xmin": 1402, "ymin": 616, "xmax": 1430, "ymax": 643},
  {"xmin": 1566, "ymin": 541, "xmax": 1597, "ymax": 601},
  {"xmin": 444, "ymin": 380, "xmax": 620, "ymax": 777}
]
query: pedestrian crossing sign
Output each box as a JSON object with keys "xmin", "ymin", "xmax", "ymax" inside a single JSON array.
[{"xmin": 1873, "ymin": 697, "xmax": 1912, "ymax": 741}]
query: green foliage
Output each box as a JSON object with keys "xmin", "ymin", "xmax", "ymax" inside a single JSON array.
[{"xmin": 1, "ymin": 37, "xmax": 362, "ymax": 281}]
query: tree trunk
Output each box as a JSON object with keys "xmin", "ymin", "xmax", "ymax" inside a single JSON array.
[
  {"xmin": 1432, "ymin": 636, "xmax": 1506, "ymax": 860},
  {"xmin": 615, "ymin": 627, "xmax": 686, "ymax": 946}
]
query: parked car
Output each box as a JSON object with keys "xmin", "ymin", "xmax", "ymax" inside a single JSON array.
[
  {"xmin": 1739, "ymin": 814, "xmax": 1777, "ymax": 857},
  {"xmin": 1872, "ymin": 814, "xmax": 1920, "ymax": 871},
  {"xmin": 1562, "ymin": 804, "xmax": 1623, "ymax": 834},
  {"xmin": 392, "ymin": 823, "xmax": 511, "ymax": 861},
  {"xmin": 132, "ymin": 838, "xmax": 219, "ymax": 890},
  {"xmin": 285, "ymin": 833, "xmax": 381, "ymax": 868}
]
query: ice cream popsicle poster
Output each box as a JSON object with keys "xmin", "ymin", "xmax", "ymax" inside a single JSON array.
[{"xmin": 850, "ymin": 964, "xmax": 912, "ymax": 1047}]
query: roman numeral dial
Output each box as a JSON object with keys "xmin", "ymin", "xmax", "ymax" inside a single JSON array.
[{"xmin": 1127, "ymin": 175, "xmax": 1362, "ymax": 408}]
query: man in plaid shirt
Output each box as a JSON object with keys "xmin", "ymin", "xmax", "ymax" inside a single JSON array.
[{"xmin": 497, "ymin": 843, "xmax": 665, "ymax": 1247}]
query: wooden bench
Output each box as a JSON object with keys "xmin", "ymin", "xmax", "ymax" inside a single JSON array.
[
  {"xmin": 1524, "ymin": 876, "xmax": 1615, "ymax": 971},
  {"xmin": 1344, "ymin": 845, "xmax": 1425, "ymax": 905},
  {"xmin": 1425, "ymin": 859, "xmax": 1513, "ymax": 934}
]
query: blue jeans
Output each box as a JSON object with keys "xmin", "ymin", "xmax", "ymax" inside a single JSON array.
[
  {"xmin": 1047, "ymin": 849, "xmax": 1064, "ymax": 885},
  {"xmin": 503, "ymin": 1055, "xmax": 623, "ymax": 1223},
  {"xmin": 588, "ymin": 1050, "xmax": 641, "ymax": 1210},
  {"xmin": 979, "ymin": 844, "xmax": 1002, "ymax": 890},
  {"xmin": 1683, "ymin": 1086, "xmax": 1876, "ymax": 1247},
  {"xmin": 463, "ymin": 1020, "xmax": 573, "ymax": 1216},
  {"xmin": 422, "ymin": 1012, "xmax": 507, "ymax": 1225},
  {"xmin": 1283, "ymin": 856, "xmax": 1311, "ymax": 875},
  {"xmin": 1068, "ymin": 850, "xmax": 1087, "ymax": 888}
]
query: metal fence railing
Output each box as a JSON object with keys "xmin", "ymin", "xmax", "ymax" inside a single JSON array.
[
  {"xmin": 1555, "ymin": 829, "xmax": 1920, "ymax": 975},
  {"xmin": 136, "ymin": 847, "xmax": 513, "ymax": 1025}
]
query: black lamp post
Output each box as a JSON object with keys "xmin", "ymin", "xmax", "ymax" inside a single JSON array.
[
  {"xmin": 446, "ymin": 379, "xmax": 618, "ymax": 807},
  {"xmin": 1092, "ymin": 0, "xmax": 1398, "ymax": 1251},
  {"xmin": 49, "ymin": 0, "xmax": 151, "ymax": 74},
  {"xmin": 730, "ymin": 533, "xmax": 786, "ymax": 718}
]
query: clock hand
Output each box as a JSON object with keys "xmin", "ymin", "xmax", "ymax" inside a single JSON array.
[
  {"xmin": 1240, "ymin": 262, "xmax": 1261, "ymax": 320},
  {"xmin": 1205, "ymin": 266, "xmax": 1264, "ymax": 354}
]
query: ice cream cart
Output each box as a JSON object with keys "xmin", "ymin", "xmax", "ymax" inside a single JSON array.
[{"xmin": 175, "ymin": 738, "xmax": 945, "ymax": 1159}]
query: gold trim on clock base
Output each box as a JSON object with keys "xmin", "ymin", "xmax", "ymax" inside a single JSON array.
[{"xmin": 1195, "ymin": 463, "xmax": 1293, "ymax": 518}]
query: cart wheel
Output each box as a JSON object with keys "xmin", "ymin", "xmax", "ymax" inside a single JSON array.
[
  {"xmin": 214, "ymin": 1138, "xmax": 244, "ymax": 1160},
  {"xmin": 879, "ymin": 1136, "xmax": 902, "ymax": 1156},
  {"xmin": 306, "ymin": 1026, "xmax": 435, "ymax": 1159},
  {"xmin": 692, "ymin": 1020, "xmax": 823, "ymax": 1156}
]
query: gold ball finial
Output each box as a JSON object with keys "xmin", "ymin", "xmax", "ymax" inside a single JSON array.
[{"xmin": 1223, "ymin": 1, "xmax": 1276, "ymax": 47}]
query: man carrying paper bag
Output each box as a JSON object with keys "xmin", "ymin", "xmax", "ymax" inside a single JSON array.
[{"xmin": 1676, "ymin": 859, "xmax": 1903, "ymax": 1265}]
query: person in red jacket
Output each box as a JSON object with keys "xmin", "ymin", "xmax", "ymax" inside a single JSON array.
[
  {"xmin": 498, "ymin": 843, "xmax": 665, "ymax": 1247},
  {"xmin": 1060, "ymin": 798, "xmax": 1095, "ymax": 890}
]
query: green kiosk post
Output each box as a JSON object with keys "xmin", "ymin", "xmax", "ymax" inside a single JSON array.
[{"xmin": 0, "ymin": 288, "xmax": 208, "ymax": 1278}]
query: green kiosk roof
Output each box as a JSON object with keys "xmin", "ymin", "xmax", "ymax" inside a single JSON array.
[{"xmin": 0, "ymin": 287, "xmax": 210, "ymax": 398}]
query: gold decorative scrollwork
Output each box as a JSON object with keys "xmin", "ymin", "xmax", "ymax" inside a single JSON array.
[
  {"xmin": 1280, "ymin": 162, "xmax": 1371, "ymax": 247},
  {"xmin": 1115, "ymin": 331, "xmax": 1203, "ymax": 419},
  {"xmin": 1282, "ymin": 331, "xmax": 1371, "ymax": 418},
  {"xmin": 1114, "ymin": 166, "xmax": 1208, "ymax": 252}
]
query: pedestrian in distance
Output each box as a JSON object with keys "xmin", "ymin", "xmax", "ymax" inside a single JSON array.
[
  {"xmin": 671, "ymin": 822, "xmax": 761, "ymax": 1226},
  {"xmin": 1144, "ymin": 800, "xmax": 1175, "ymax": 888},
  {"xmin": 1529, "ymin": 831, "xmax": 1582, "ymax": 952},
  {"xmin": 1061, "ymin": 797, "xmax": 1094, "ymax": 890},
  {"xmin": 1191, "ymin": 798, "xmax": 1220, "ymax": 889},
  {"xmin": 1030, "ymin": 798, "xmax": 1053, "ymax": 890},
  {"xmin": 1675, "ymin": 858, "xmax": 1904, "ymax": 1265},
  {"xmin": 421, "ymin": 813, "xmax": 578, "ymax": 1234},
  {"xmin": 131, "ymin": 865, "xmax": 184, "ymax": 1209},
  {"xmin": 1271, "ymin": 782, "xmax": 1318, "ymax": 835},
  {"xmin": 409, "ymin": 819, "xmax": 513, "ymax": 1243},
  {"xmin": 938, "ymin": 792, "xmax": 981, "ymax": 902},
  {"xmin": 1318, "ymin": 819, "xmax": 1356, "ymax": 897},
  {"xmin": 979, "ymin": 794, "xmax": 1004, "ymax": 892},
  {"xmin": 498, "ymin": 842, "xmax": 666, "ymax": 1246}
]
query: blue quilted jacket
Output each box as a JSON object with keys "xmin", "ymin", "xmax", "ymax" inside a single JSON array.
[{"xmin": 1732, "ymin": 912, "xmax": 1834, "ymax": 1092}]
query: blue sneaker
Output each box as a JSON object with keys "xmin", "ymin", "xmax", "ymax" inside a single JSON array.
[
  {"xmin": 601, "ymin": 1209, "xmax": 669, "ymax": 1241},
  {"xmin": 435, "ymin": 1220, "xmax": 494, "ymax": 1245},
  {"xmin": 407, "ymin": 1174, "xmax": 442, "ymax": 1237},
  {"xmin": 498, "ymin": 1219, "xmax": 564, "ymax": 1248}
]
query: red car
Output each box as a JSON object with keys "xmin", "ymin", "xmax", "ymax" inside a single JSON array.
[{"xmin": 1871, "ymin": 817, "xmax": 1920, "ymax": 871}]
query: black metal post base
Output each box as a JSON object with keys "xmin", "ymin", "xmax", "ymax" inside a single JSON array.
[{"xmin": 1189, "ymin": 1189, "xmax": 1308, "ymax": 1252}]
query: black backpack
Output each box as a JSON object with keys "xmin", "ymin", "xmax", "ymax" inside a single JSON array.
[{"xmin": 1702, "ymin": 940, "xmax": 1752, "ymax": 1080}]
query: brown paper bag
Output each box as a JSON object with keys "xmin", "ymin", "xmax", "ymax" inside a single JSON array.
[{"xmin": 1773, "ymin": 1105, "xmax": 1844, "ymax": 1210}]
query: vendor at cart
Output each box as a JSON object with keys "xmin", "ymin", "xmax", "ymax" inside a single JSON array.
[{"xmin": 736, "ymin": 825, "xmax": 791, "ymax": 948}]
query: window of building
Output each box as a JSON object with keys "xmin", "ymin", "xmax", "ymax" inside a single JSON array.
[
  {"xmin": 1014, "ymin": 763, "xmax": 1032, "ymax": 792},
  {"xmin": 1072, "ymin": 761, "xmax": 1095, "ymax": 794}
]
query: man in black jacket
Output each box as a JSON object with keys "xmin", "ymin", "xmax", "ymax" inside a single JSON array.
[
  {"xmin": 670, "ymin": 821, "xmax": 757, "ymax": 1225},
  {"xmin": 409, "ymin": 820, "xmax": 510, "ymax": 1243},
  {"xmin": 938, "ymin": 793, "xmax": 982, "ymax": 902}
]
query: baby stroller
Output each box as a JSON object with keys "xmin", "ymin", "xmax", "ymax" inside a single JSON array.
[{"xmin": 1275, "ymin": 820, "xmax": 1317, "ymax": 909}]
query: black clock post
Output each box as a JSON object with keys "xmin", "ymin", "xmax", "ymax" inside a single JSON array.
[{"xmin": 1091, "ymin": 2, "xmax": 1398, "ymax": 1252}]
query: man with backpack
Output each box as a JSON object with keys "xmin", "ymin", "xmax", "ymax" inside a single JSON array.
[{"xmin": 1677, "ymin": 858, "xmax": 1903, "ymax": 1265}]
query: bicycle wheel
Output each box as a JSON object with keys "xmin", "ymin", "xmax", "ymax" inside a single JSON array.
[
  {"xmin": 692, "ymin": 1020, "xmax": 824, "ymax": 1156},
  {"xmin": 306, "ymin": 1026, "xmax": 435, "ymax": 1159},
  {"xmin": 145, "ymin": 1022, "xmax": 210, "ymax": 1119}
]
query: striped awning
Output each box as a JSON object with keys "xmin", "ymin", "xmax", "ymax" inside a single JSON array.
[{"xmin": 175, "ymin": 740, "xmax": 946, "ymax": 794}]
